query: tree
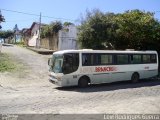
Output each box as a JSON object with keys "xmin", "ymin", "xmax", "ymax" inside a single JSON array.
[
  {"xmin": 78, "ymin": 9, "xmax": 117, "ymax": 49},
  {"xmin": 41, "ymin": 21, "xmax": 62, "ymax": 38},
  {"xmin": 63, "ymin": 22, "xmax": 74, "ymax": 26},
  {"xmin": 40, "ymin": 21, "xmax": 62, "ymax": 50},
  {"xmin": 0, "ymin": 30, "xmax": 14, "ymax": 43},
  {"xmin": 0, "ymin": 10, "xmax": 5, "ymax": 29},
  {"xmin": 78, "ymin": 9, "xmax": 160, "ymax": 52},
  {"xmin": 114, "ymin": 10, "xmax": 160, "ymax": 51}
]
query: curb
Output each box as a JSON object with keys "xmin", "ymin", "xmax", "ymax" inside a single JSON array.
[{"xmin": 27, "ymin": 47, "xmax": 55, "ymax": 54}]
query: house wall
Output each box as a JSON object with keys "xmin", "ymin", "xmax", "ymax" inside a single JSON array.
[
  {"xmin": 31, "ymin": 24, "xmax": 39, "ymax": 36},
  {"xmin": 28, "ymin": 24, "xmax": 39, "ymax": 46},
  {"xmin": 40, "ymin": 25, "xmax": 78, "ymax": 50}
]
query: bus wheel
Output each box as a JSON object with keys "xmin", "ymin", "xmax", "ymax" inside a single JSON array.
[
  {"xmin": 78, "ymin": 76, "xmax": 89, "ymax": 88},
  {"xmin": 131, "ymin": 72, "xmax": 139, "ymax": 83}
]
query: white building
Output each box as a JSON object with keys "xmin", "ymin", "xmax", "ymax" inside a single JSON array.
[
  {"xmin": 28, "ymin": 22, "xmax": 41, "ymax": 47},
  {"xmin": 58, "ymin": 25, "xmax": 78, "ymax": 50}
]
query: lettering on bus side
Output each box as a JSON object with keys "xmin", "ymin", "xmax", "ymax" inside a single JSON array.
[{"xmin": 95, "ymin": 66, "xmax": 117, "ymax": 72}]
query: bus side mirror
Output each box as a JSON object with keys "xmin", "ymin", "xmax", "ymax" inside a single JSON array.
[{"xmin": 48, "ymin": 58, "xmax": 53, "ymax": 66}]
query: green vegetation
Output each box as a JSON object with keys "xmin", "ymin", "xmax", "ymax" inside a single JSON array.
[
  {"xmin": 0, "ymin": 53, "xmax": 16, "ymax": 72},
  {"xmin": 0, "ymin": 30, "xmax": 14, "ymax": 43},
  {"xmin": 15, "ymin": 41, "xmax": 25, "ymax": 47},
  {"xmin": 63, "ymin": 22, "xmax": 74, "ymax": 26},
  {"xmin": 0, "ymin": 11, "xmax": 5, "ymax": 29},
  {"xmin": 41, "ymin": 21, "xmax": 62, "ymax": 38},
  {"xmin": 78, "ymin": 9, "xmax": 160, "ymax": 52}
]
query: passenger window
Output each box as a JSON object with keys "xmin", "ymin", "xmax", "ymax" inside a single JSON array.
[
  {"xmin": 116, "ymin": 55, "xmax": 129, "ymax": 64},
  {"xmin": 143, "ymin": 55, "xmax": 150, "ymax": 63},
  {"xmin": 82, "ymin": 54, "xmax": 94, "ymax": 66},
  {"xmin": 72, "ymin": 53, "xmax": 79, "ymax": 71},
  {"xmin": 99, "ymin": 54, "xmax": 112, "ymax": 65},
  {"xmin": 130, "ymin": 55, "xmax": 142, "ymax": 64},
  {"xmin": 82, "ymin": 54, "xmax": 89, "ymax": 66},
  {"xmin": 150, "ymin": 54, "xmax": 157, "ymax": 63},
  {"xmin": 63, "ymin": 53, "xmax": 79, "ymax": 74}
]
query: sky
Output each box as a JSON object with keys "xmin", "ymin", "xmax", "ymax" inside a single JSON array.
[{"xmin": 0, "ymin": 0, "xmax": 160, "ymax": 30}]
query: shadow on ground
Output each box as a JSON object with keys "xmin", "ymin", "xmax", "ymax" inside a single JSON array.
[
  {"xmin": 56, "ymin": 78, "xmax": 160, "ymax": 93},
  {"xmin": 2, "ymin": 43, "xmax": 14, "ymax": 47}
]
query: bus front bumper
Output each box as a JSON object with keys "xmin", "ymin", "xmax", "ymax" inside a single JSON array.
[{"xmin": 49, "ymin": 77, "xmax": 62, "ymax": 86}]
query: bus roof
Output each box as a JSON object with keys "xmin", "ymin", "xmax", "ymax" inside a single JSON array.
[{"xmin": 53, "ymin": 49, "xmax": 158, "ymax": 55}]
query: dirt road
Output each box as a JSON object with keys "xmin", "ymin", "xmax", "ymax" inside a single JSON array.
[{"xmin": 0, "ymin": 45, "xmax": 160, "ymax": 114}]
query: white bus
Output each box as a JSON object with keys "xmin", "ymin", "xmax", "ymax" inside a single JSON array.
[{"xmin": 48, "ymin": 49, "xmax": 158, "ymax": 87}]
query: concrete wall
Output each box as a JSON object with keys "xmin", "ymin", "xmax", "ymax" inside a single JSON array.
[
  {"xmin": 40, "ymin": 38, "xmax": 49, "ymax": 49},
  {"xmin": 58, "ymin": 25, "xmax": 78, "ymax": 50},
  {"xmin": 40, "ymin": 25, "xmax": 78, "ymax": 50},
  {"xmin": 40, "ymin": 34, "xmax": 58, "ymax": 50}
]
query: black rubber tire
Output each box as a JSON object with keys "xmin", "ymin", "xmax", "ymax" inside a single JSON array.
[
  {"xmin": 78, "ymin": 77, "xmax": 89, "ymax": 88},
  {"xmin": 131, "ymin": 73, "xmax": 139, "ymax": 83}
]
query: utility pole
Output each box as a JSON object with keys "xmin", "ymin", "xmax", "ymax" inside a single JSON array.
[{"xmin": 37, "ymin": 12, "xmax": 41, "ymax": 48}]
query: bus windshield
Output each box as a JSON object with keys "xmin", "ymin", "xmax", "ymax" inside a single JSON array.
[
  {"xmin": 50, "ymin": 54, "xmax": 63, "ymax": 73},
  {"xmin": 49, "ymin": 53, "xmax": 79, "ymax": 74}
]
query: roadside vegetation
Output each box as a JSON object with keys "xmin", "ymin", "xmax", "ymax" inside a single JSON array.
[
  {"xmin": 78, "ymin": 9, "xmax": 160, "ymax": 52},
  {"xmin": 0, "ymin": 53, "xmax": 16, "ymax": 72},
  {"xmin": 41, "ymin": 21, "xmax": 62, "ymax": 38}
]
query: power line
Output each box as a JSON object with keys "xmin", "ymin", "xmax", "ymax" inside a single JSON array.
[
  {"xmin": 5, "ymin": 19, "xmax": 37, "ymax": 22},
  {"xmin": 0, "ymin": 8, "xmax": 75, "ymax": 22},
  {"xmin": 1, "ymin": 8, "xmax": 39, "ymax": 16}
]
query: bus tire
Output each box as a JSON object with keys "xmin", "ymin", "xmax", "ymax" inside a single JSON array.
[
  {"xmin": 78, "ymin": 76, "xmax": 89, "ymax": 88},
  {"xmin": 131, "ymin": 72, "xmax": 139, "ymax": 83}
]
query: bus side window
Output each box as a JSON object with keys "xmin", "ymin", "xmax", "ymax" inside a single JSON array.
[
  {"xmin": 63, "ymin": 53, "xmax": 79, "ymax": 74},
  {"xmin": 143, "ymin": 54, "xmax": 151, "ymax": 63},
  {"xmin": 63, "ymin": 54, "xmax": 72, "ymax": 74},
  {"xmin": 130, "ymin": 55, "xmax": 133, "ymax": 63},
  {"xmin": 130, "ymin": 54, "xmax": 142, "ymax": 64},
  {"xmin": 82, "ymin": 54, "xmax": 88, "ymax": 66},
  {"xmin": 82, "ymin": 53, "xmax": 95, "ymax": 66},
  {"xmin": 116, "ymin": 54, "xmax": 129, "ymax": 64},
  {"xmin": 150, "ymin": 54, "xmax": 157, "ymax": 63},
  {"xmin": 72, "ymin": 53, "xmax": 79, "ymax": 71},
  {"xmin": 99, "ymin": 54, "xmax": 113, "ymax": 65}
]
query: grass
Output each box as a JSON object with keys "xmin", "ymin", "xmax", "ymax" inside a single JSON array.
[{"xmin": 0, "ymin": 53, "xmax": 16, "ymax": 72}]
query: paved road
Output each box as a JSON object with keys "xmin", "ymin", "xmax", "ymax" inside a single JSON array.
[{"xmin": 0, "ymin": 45, "xmax": 160, "ymax": 114}]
